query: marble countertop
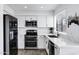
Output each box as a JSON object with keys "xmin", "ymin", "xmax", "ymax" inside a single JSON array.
[
  {"xmin": 45, "ymin": 35, "xmax": 66, "ymax": 47},
  {"xmin": 45, "ymin": 35, "xmax": 79, "ymax": 47}
]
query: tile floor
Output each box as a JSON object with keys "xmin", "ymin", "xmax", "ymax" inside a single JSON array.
[{"xmin": 18, "ymin": 49, "xmax": 47, "ymax": 55}]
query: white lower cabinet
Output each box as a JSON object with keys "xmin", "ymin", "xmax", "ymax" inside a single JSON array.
[
  {"xmin": 45, "ymin": 38, "xmax": 49, "ymax": 54},
  {"xmin": 54, "ymin": 45, "xmax": 60, "ymax": 55},
  {"xmin": 38, "ymin": 35, "xmax": 47, "ymax": 49},
  {"xmin": 37, "ymin": 35, "xmax": 49, "ymax": 54}
]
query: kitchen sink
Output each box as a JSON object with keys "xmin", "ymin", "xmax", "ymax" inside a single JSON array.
[{"xmin": 48, "ymin": 35, "xmax": 59, "ymax": 38}]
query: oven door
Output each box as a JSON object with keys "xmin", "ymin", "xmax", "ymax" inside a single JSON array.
[
  {"xmin": 25, "ymin": 35, "xmax": 37, "ymax": 47},
  {"xmin": 25, "ymin": 41, "xmax": 37, "ymax": 47},
  {"xmin": 25, "ymin": 36, "xmax": 37, "ymax": 41}
]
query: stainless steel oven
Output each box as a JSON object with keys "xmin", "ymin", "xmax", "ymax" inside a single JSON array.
[{"xmin": 25, "ymin": 30, "xmax": 37, "ymax": 48}]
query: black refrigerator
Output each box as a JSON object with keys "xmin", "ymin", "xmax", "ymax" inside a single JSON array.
[{"xmin": 3, "ymin": 14, "xmax": 18, "ymax": 55}]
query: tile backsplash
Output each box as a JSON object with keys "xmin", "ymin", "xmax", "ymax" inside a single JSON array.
[
  {"xmin": 38, "ymin": 27, "xmax": 49, "ymax": 35},
  {"xmin": 18, "ymin": 27, "xmax": 50, "ymax": 35}
]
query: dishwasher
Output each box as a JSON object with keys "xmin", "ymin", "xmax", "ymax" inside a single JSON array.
[{"xmin": 48, "ymin": 40, "xmax": 55, "ymax": 55}]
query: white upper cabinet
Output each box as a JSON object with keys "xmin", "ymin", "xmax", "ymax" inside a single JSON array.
[
  {"xmin": 30, "ymin": 16, "xmax": 37, "ymax": 20},
  {"xmin": 18, "ymin": 15, "xmax": 54, "ymax": 27},
  {"xmin": 47, "ymin": 16, "xmax": 54, "ymax": 27},
  {"xmin": 25, "ymin": 16, "xmax": 37, "ymax": 21},
  {"xmin": 25, "ymin": 16, "xmax": 30, "ymax": 20},
  {"xmin": 38, "ymin": 16, "xmax": 47, "ymax": 27},
  {"xmin": 18, "ymin": 16, "xmax": 25, "ymax": 27}
]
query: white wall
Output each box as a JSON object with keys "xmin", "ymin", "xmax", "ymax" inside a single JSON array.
[
  {"xmin": 0, "ymin": 4, "xmax": 3, "ymax": 55},
  {"xmin": 55, "ymin": 4, "xmax": 79, "ymax": 16}
]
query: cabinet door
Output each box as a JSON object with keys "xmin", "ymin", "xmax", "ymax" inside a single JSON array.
[
  {"xmin": 25, "ymin": 16, "xmax": 30, "ymax": 20},
  {"xmin": 54, "ymin": 45, "xmax": 60, "ymax": 55},
  {"xmin": 47, "ymin": 16, "xmax": 54, "ymax": 27},
  {"xmin": 18, "ymin": 16, "xmax": 25, "ymax": 27},
  {"xmin": 26, "ymin": 16, "xmax": 37, "ymax": 20},
  {"xmin": 38, "ymin": 16, "xmax": 46, "ymax": 27},
  {"xmin": 18, "ymin": 28, "xmax": 25, "ymax": 49},
  {"xmin": 30, "ymin": 16, "xmax": 37, "ymax": 20},
  {"xmin": 38, "ymin": 36, "xmax": 46, "ymax": 49},
  {"xmin": 46, "ymin": 38, "xmax": 49, "ymax": 54}
]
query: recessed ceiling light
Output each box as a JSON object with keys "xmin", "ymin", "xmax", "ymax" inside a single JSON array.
[
  {"xmin": 24, "ymin": 6, "xmax": 27, "ymax": 8},
  {"xmin": 40, "ymin": 6, "xmax": 44, "ymax": 8}
]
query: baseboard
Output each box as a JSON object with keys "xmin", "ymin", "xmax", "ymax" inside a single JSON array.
[
  {"xmin": 45, "ymin": 49, "xmax": 48, "ymax": 55},
  {"xmin": 18, "ymin": 48, "xmax": 48, "ymax": 55},
  {"xmin": 18, "ymin": 48, "xmax": 45, "ymax": 50}
]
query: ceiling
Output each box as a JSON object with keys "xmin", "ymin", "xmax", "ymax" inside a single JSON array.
[{"xmin": 7, "ymin": 4, "xmax": 59, "ymax": 11}]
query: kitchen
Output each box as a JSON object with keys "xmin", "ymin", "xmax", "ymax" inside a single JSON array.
[{"xmin": 2, "ymin": 4, "xmax": 79, "ymax": 55}]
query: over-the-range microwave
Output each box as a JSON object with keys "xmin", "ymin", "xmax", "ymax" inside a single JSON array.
[{"xmin": 25, "ymin": 20, "xmax": 37, "ymax": 27}]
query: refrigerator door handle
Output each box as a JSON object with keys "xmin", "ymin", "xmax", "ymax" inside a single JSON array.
[{"xmin": 10, "ymin": 31, "xmax": 14, "ymax": 40}]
